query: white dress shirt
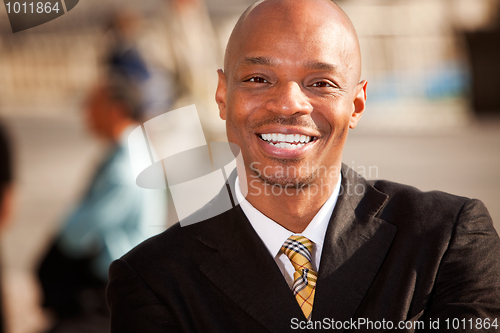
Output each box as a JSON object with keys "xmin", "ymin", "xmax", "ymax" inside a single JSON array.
[{"xmin": 235, "ymin": 174, "xmax": 342, "ymax": 288}]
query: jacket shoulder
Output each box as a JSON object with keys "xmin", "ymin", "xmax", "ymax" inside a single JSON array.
[
  {"xmin": 369, "ymin": 179, "xmax": 475, "ymax": 233},
  {"xmin": 118, "ymin": 205, "xmax": 236, "ymax": 272},
  {"xmin": 371, "ymin": 179, "xmax": 469, "ymax": 213}
]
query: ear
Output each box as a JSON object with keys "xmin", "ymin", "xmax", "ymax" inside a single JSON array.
[
  {"xmin": 215, "ymin": 69, "xmax": 228, "ymax": 120},
  {"xmin": 349, "ymin": 80, "xmax": 367, "ymax": 129}
]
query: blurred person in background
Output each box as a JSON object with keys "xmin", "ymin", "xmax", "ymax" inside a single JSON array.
[
  {"xmin": 37, "ymin": 76, "xmax": 167, "ymax": 333},
  {"xmin": 0, "ymin": 123, "xmax": 14, "ymax": 333},
  {"xmin": 106, "ymin": 10, "xmax": 175, "ymax": 122}
]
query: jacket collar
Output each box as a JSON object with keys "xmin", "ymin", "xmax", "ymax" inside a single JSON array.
[{"xmin": 196, "ymin": 164, "xmax": 396, "ymax": 332}]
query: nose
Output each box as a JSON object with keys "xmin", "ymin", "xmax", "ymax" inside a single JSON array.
[{"xmin": 265, "ymin": 81, "xmax": 313, "ymax": 116}]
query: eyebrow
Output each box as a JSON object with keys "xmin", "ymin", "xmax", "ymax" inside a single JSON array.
[
  {"xmin": 305, "ymin": 61, "xmax": 339, "ymax": 71},
  {"xmin": 242, "ymin": 57, "xmax": 338, "ymax": 72},
  {"xmin": 243, "ymin": 56, "xmax": 277, "ymax": 67}
]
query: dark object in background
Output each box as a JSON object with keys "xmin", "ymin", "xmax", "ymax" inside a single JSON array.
[
  {"xmin": 37, "ymin": 241, "xmax": 109, "ymax": 333},
  {"xmin": 0, "ymin": 124, "xmax": 12, "ymax": 202},
  {"xmin": 37, "ymin": 242, "xmax": 108, "ymax": 319},
  {"xmin": 465, "ymin": 30, "xmax": 500, "ymax": 114},
  {"xmin": 0, "ymin": 123, "xmax": 13, "ymax": 333}
]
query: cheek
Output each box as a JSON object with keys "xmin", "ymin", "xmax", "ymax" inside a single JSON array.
[
  {"xmin": 312, "ymin": 99, "xmax": 352, "ymax": 135},
  {"xmin": 224, "ymin": 109, "xmax": 248, "ymax": 147},
  {"xmin": 225, "ymin": 91, "xmax": 257, "ymax": 133}
]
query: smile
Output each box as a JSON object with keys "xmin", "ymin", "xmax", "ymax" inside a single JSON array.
[{"xmin": 258, "ymin": 133, "xmax": 315, "ymax": 149}]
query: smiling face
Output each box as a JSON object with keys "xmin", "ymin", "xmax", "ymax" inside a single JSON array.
[{"xmin": 216, "ymin": 0, "xmax": 367, "ymax": 189}]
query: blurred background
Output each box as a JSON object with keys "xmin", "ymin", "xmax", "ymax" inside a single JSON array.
[{"xmin": 0, "ymin": 0, "xmax": 499, "ymax": 331}]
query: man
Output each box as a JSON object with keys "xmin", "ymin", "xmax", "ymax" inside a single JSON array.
[
  {"xmin": 107, "ymin": 1, "xmax": 500, "ymax": 332},
  {"xmin": 38, "ymin": 77, "xmax": 166, "ymax": 332}
]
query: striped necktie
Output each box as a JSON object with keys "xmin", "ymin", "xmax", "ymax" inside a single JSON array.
[{"xmin": 281, "ymin": 235, "xmax": 318, "ymax": 321}]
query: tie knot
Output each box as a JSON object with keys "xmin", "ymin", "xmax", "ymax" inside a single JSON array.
[{"xmin": 281, "ymin": 235, "xmax": 314, "ymax": 271}]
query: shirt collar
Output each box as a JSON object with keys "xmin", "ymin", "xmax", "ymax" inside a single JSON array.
[{"xmin": 235, "ymin": 174, "xmax": 342, "ymax": 258}]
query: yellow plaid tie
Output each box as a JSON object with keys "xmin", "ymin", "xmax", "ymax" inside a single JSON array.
[{"xmin": 281, "ymin": 235, "xmax": 317, "ymax": 321}]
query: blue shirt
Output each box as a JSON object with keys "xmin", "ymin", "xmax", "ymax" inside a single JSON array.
[{"xmin": 57, "ymin": 127, "xmax": 167, "ymax": 281}]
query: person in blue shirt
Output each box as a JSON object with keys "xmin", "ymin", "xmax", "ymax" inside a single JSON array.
[{"xmin": 38, "ymin": 76, "xmax": 166, "ymax": 333}]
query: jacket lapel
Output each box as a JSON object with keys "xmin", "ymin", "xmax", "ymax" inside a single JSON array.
[
  {"xmin": 197, "ymin": 206, "xmax": 303, "ymax": 333},
  {"xmin": 312, "ymin": 165, "xmax": 397, "ymax": 329},
  {"xmin": 195, "ymin": 166, "xmax": 396, "ymax": 332}
]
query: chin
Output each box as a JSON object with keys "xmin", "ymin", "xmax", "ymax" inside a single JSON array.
[
  {"xmin": 247, "ymin": 156, "xmax": 318, "ymax": 186},
  {"xmin": 257, "ymin": 171, "xmax": 316, "ymax": 189}
]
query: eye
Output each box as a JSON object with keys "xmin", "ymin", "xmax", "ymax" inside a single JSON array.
[
  {"xmin": 311, "ymin": 81, "xmax": 334, "ymax": 88},
  {"xmin": 246, "ymin": 76, "xmax": 269, "ymax": 84}
]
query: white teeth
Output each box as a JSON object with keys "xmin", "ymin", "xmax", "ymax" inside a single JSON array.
[
  {"xmin": 271, "ymin": 142, "xmax": 305, "ymax": 149},
  {"xmin": 260, "ymin": 133, "xmax": 313, "ymax": 148},
  {"xmin": 285, "ymin": 134, "xmax": 295, "ymax": 143}
]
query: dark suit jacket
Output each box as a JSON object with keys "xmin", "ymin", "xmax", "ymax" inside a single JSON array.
[{"xmin": 107, "ymin": 165, "xmax": 500, "ymax": 332}]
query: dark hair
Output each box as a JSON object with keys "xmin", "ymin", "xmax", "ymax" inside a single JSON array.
[{"xmin": 103, "ymin": 73, "xmax": 145, "ymax": 122}]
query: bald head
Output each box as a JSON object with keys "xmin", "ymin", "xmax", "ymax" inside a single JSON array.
[
  {"xmin": 224, "ymin": 0, "xmax": 362, "ymax": 85},
  {"xmin": 215, "ymin": 0, "xmax": 368, "ymax": 199}
]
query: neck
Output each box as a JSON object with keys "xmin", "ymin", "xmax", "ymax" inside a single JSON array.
[{"xmin": 241, "ymin": 169, "xmax": 340, "ymax": 233}]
